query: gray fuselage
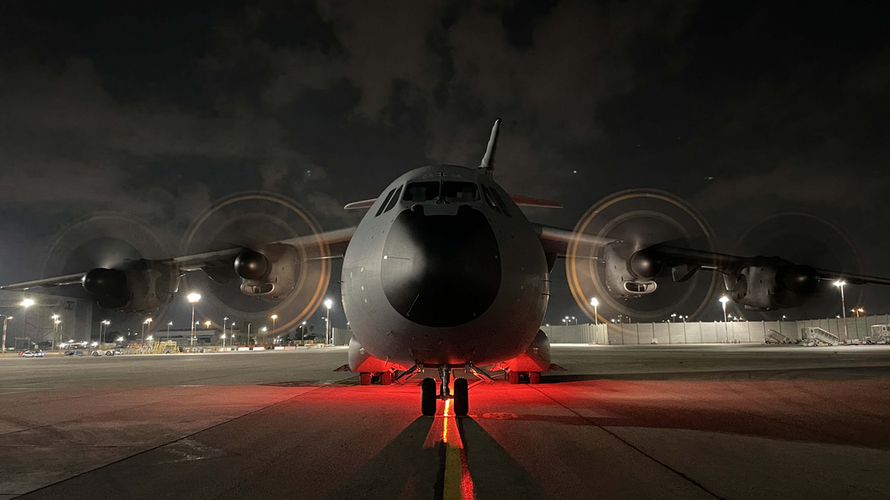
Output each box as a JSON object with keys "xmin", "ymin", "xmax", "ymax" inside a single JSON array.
[{"xmin": 341, "ymin": 164, "xmax": 549, "ymax": 367}]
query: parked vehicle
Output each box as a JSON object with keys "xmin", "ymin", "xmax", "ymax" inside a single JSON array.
[{"xmin": 20, "ymin": 350, "xmax": 45, "ymax": 358}]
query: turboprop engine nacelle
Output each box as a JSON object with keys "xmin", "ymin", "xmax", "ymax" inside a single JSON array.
[
  {"xmin": 234, "ymin": 243, "xmax": 298, "ymax": 300},
  {"xmin": 723, "ymin": 258, "xmax": 819, "ymax": 311},
  {"xmin": 603, "ymin": 244, "xmax": 658, "ymax": 298},
  {"xmin": 82, "ymin": 259, "xmax": 180, "ymax": 313}
]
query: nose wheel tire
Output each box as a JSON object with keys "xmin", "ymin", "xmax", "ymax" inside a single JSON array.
[
  {"xmin": 421, "ymin": 378, "xmax": 437, "ymax": 416},
  {"xmin": 380, "ymin": 371, "xmax": 393, "ymax": 385},
  {"xmin": 453, "ymin": 378, "xmax": 468, "ymax": 416},
  {"xmin": 359, "ymin": 372, "xmax": 372, "ymax": 385}
]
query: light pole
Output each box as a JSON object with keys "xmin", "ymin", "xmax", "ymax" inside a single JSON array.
[
  {"xmin": 20, "ymin": 298, "xmax": 34, "ymax": 344},
  {"xmin": 247, "ymin": 323, "xmax": 252, "ymax": 345},
  {"xmin": 187, "ymin": 293, "xmax": 201, "ymax": 348},
  {"xmin": 223, "ymin": 317, "xmax": 229, "ymax": 342},
  {"xmin": 324, "ymin": 298, "xmax": 333, "ymax": 345},
  {"xmin": 230, "ymin": 323, "xmax": 235, "ymax": 344},
  {"xmin": 681, "ymin": 315, "xmax": 688, "ymax": 344},
  {"xmin": 167, "ymin": 321, "xmax": 172, "ymax": 341},
  {"xmin": 261, "ymin": 326, "xmax": 267, "ymax": 344},
  {"xmin": 719, "ymin": 295, "xmax": 730, "ymax": 342},
  {"xmin": 1, "ymin": 315, "xmax": 11, "ymax": 356},
  {"xmin": 51, "ymin": 314, "xmax": 60, "ymax": 349},
  {"xmin": 834, "ymin": 281, "xmax": 847, "ymax": 342},
  {"xmin": 270, "ymin": 314, "xmax": 277, "ymax": 334},
  {"xmin": 99, "ymin": 320, "xmax": 109, "ymax": 344},
  {"xmin": 301, "ymin": 320, "xmax": 307, "ymax": 344},
  {"xmin": 590, "ymin": 297, "xmax": 599, "ymax": 344},
  {"xmin": 142, "ymin": 318, "xmax": 152, "ymax": 344}
]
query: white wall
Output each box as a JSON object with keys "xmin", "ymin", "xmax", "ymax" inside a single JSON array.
[{"xmin": 542, "ymin": 314, "xmax": 890, "ymax": 344}]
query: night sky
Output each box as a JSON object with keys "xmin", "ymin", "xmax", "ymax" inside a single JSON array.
[{"xmin": 2, "ymin": 1, "xmax": 889, "ymax": 333}]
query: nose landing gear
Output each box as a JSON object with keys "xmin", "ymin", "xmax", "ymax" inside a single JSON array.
[{"xmin": 420, "ymin": 366, "xmax": 469, "ymax": 417}]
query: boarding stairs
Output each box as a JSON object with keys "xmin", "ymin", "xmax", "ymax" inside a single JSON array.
[
  {"xmin": 764, "ymin": 329, "xmax": 792, "ymax": 344},
  {"xmin": 801, "ymin": 327, "xmax": 839, "ymax": 346}
]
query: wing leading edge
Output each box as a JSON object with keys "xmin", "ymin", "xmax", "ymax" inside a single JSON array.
[{"xmin": 1, "ymin": 227, "xmax": 356, "ymax": 291}]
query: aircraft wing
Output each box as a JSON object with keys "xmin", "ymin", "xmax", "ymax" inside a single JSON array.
[
  {"xmin": 532, "ymin": 224, "xmax": 618, "ymax": 257},
  {"xmin": 631, "ymin": 244, "xmax": 890, "ymax": 286},
  {"xmin": 1, "ymin": 227, "xmax": 356, "ymax": 291},
  {"xmin": 811, "ymin": 269, "xmax": 890, "ymax": 286}
]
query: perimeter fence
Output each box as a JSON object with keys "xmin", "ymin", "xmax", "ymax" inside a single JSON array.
[{"xmin": 541, "ymin": 314, "xmax": 890, "ymax": 345}]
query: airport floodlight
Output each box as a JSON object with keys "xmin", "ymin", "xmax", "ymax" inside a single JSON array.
[
  {"xmin": 833, "ymin": 281, "xmax": 849, "ymax": 341},
  {"xmin": 324, "ymin": 298, "xmax": 333, "ymax": 309},
  {"xmin": 7, "ymin": 317, "xmax": 11, "ymax": 320},
  {"xmin": 168, "ymin": 321, "xmax": 173, "ymax": 326},
  {"xmin": 52, "ymin": 314, "xmax": 59, "ymax": 319},
  {"xmin": 719, "ymin": 296, "xmax": 729, "ymax": 304},
  {"xmin": 20, "ymin": 298, "xmax": 35, "ymax": 307},
  {"xmin": 261, "ymin": 327, "xmax": 268, "ymax": 332},
  {"xmin": 147, "ymin": 336, "xmax": 153, "ymax": 341},
  {"xmin": 271, "ymin": 314, "xmax": 278, "ymax": 320},
  {"xmin": 205, "ymin": 321, "xmax": 211, "ymax": 327},
  {"xmin": 117, "ymin": 337, "xmax": 124, "ymax": 342},
  {"xmin": 187, "ymin": 293, "xmax": 202, "ymax": 303},
  {"xmin": 224, "ymin": 316, "xmax": 229, "ymax": 321},
  {"xmin": 145, "ymin": 318, "xmax": 152, "ymax": 324},
  {"xmin": 302, "ymin": 321, "xmax": 307, "ymax": 325},
  {"xmin": 590, "ymin": 297, "xmax": 599, "ymax": 307},
  {"xmin": 54, "ymin": 319, "xmax": 61, "ymax": 325}
]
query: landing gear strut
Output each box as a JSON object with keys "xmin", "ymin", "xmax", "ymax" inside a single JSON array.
[{"xmin": 420, "ymin": 366, "xmax": 469, "ymax": 417}]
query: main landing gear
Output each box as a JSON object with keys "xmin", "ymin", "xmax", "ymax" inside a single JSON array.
[{"xmin": 421, "ymin": 366, "xmax": 468, "ymax": 417}]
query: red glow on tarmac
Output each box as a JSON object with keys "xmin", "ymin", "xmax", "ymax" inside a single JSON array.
[
  {"xmin": 443, "ymin": 398, "xmax": 451, "ymax": 443},
  {"xmin": 422, "ymin": 397, "xmax": 476, "ymax": 499}
]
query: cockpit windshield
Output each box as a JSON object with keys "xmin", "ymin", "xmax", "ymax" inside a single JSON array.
[
  {"xmin": 404, "ymin": 181, "xmax": 440, "ymax": 202},
  {"xmin": 404, "ymin": 181, "xmax": 478, "ymax": 203},
  {"xmin": 442, "ymin": 181, "xmax": 478, "ymax": 202}
]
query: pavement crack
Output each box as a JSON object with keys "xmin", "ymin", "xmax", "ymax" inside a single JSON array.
[{"xmin": 528, "ymin": 385, "xmax": 726, "ymax": 500}]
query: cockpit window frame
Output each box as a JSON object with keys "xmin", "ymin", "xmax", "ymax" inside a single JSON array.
[
  {"xmin": 384, "ymin": 185, "xmax": 402, "ymax": 213},
  {"xmin": 376, "ymin": 188, "xmax": 396, "ymax": 217},
  {"xmin": 482, "ymin": 184, "xmax": 510, "ymax": 216}
]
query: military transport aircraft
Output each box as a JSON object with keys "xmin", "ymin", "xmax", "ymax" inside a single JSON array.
[{"xmin": 5, "ymin": 119, "xmax": 890, "ymax": 416}]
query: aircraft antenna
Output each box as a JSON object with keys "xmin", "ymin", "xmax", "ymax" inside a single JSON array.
[{"xmin": 478, "ymin": 118, "xmax": 501, "ymax": 177}]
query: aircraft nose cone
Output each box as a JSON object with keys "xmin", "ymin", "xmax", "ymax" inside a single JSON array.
[{"xmin": 382, "ymin": 205, "xmax": 501, "ymax": 327}]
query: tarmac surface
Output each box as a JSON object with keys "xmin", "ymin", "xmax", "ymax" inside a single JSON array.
[{"xmin": 1, "ymin": 344, "xmax": 890, "ymax": 499}]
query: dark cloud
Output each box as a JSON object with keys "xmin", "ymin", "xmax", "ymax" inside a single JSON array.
[{"xmin": 1, "ymin": 0, "xmax": 888, "ymax": 323}]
